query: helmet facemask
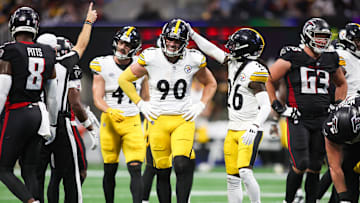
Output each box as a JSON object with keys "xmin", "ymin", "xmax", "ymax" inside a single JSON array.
[
  {"xmin": 301, "ymin": 18, "xmax": 332, "ymax": 54},
  {"xmin": 160, "ymin": 19, "xmax": 189, "ymax": 57},
  {"xmin": 343, "ymin": 23, "xmax": 360, "ymax": 57},
  {"xmin": 225, "ymin": 28, "xmax": 264, "ymax": 60},
  {"xmin": 113, "ymin": 26, "xmax": 142, "ymax": 60}
]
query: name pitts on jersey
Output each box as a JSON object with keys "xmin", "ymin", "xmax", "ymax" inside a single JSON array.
[
  {"xmin": 138, "ymin": 47, "xmax": 206, "ymax": 115},
  {"xmin": 279, "ymin": 45, "xmax": 340, "ymax": 117},
  {"xmin": 0, "ymin": 41, "xmax": 56, "ymax": 104},
  {"xmin": 90, "ymin": 55, "xmax": 144, "ymax": 116}
]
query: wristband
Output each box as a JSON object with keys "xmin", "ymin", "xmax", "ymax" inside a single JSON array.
[
  {"xmin": 81, "ymin": 118, "xmax": 92, "ymax": 128},
  {"xmin": 84, "ymin": 20, "xmax": 93, "ymax": 25},
  {"xmin": 338, "ymin": 191, "xmax": 351, "ymax": 201}
]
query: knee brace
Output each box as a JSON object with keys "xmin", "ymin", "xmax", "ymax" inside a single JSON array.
[
  {"xmin": 127, "ymin": 161, "xmax": 142, "ymax": 177},
  {"xmin": 174, "ymin": 156, "xmax": 192, "ymax": 175},
  {"xmin": 296, "ymin": 159, "xmax": 309, "ymax": 171}
]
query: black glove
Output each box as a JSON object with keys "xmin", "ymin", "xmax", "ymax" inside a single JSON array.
[{"xmin": 271, "ymin": 100, "xmax": 286, "ymax": 114}]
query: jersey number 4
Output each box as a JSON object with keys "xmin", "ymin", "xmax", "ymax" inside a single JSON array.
[
  {"xmin": 26, "ymin": 57, "xmax": 45, "ymax": 90},
  {"xmin": 300, "ymin": 67, "xmax": 329, "ymax": 94},
  {"xmin": 112, "ymin": 83, "xmax": 136, "ymax": 104}
]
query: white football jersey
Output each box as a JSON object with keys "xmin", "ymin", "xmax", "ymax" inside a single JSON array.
[
  {"xmin": 227, "ymin": 60, "xmax": 269, "ymax": 131},
  {"xmin": 90, "ymin": 55, "xmax": 144, "ymax": 116},
  {"xmin": 138, "ymin": 47, "xmax": 207, "ymax": 115},
  {"xmin": 336, "ymin": 49, "xmax": 360, "ymax": 97}
]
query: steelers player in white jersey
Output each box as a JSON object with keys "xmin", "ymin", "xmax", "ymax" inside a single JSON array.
[
  {"xmin": 187, "ymin": 24, "xmax": 271, "ymax": 202},
  {"xmin": 118, "ymin": 19, "xmax": 217, "ymax": 203},
  {"xmin": 335, "ymin": 23, "xmax": 360, "ymax": 97},
  {"xmin": 90, "ymin": 26, "xmax": 148, "ymax": 203}
]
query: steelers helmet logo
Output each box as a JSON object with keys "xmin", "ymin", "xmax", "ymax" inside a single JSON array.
[{"xmin": 184, "ymin": 65, "xmax": 192, "ymax": 74}]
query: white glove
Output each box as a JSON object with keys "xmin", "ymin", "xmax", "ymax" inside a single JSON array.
[
  {"xmin": 186, "ymin": 22, "xmax": 195, "ymax": 38},
  {"xmin": 45, "ymin": 126, "xmax": 57, "ymax": 145},
  {"xmin": 137, "ymin": 100, "xmax": 159, "ymax": 122},
  {"xmin": 282, "ymin": 105, "xmax": 301, "ymax": 124},
  {"xmin": 88, "ymin": 129, "xmax": 99, "ymax": 150},
  {"xmin": 85, "ymin": 106, "xmax": 100, "ymax": 128},
  {"xmin": 183, "ymin": 102, "xmax": 206, "ymax": 121},
  {"xmin": 339, "ymin": 201, "xmax": 351, "ymax": 203},
  {"xmin": 242, "ymin": 124, "xmax": 259, "ymax": 145}
]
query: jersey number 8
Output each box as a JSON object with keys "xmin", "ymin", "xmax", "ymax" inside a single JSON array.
[{"xmin": 26, "ymin": 57, "xmax": 45, "ymax": 90}]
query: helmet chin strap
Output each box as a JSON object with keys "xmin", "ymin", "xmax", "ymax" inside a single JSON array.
[{"xmin": 115, "ymin": 50, "xmax": 130, "ymax": 60}]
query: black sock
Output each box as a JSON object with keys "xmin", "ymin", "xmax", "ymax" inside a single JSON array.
[
  {"xmin": 142, "ymin": 164, "xmax": 156, "ymax": 201},
  {"xmin": 47, "ymin": 169, "xmax": 61, "ymax": 203},
  {"xmin": 103, "ymin": 163, "xmax": 118, "ymax": 203},
  {"xmin": 305, "ymin": 172, "xmax": 320, "ymax": 203},
  {"xmin": 0, "ymin": 167, "xmax": 33, "ymax": 202},
  {"xmin": 317, "ymin": 169, "xmax": 331, "ymax": 200},
  {"xmin": 127, "ymin": 162, "xmax": 143, "ymax": 203},
  {"xmin": 174, "ymin": 156, "xmax": 195, "ymax": 203},
  {"xmin": 285, "ymin": 168, "xmax": 304, "ymax": 202},
  {"xmin": 156, "ymin": 168, "xmax": 172, "ymax": 203}
]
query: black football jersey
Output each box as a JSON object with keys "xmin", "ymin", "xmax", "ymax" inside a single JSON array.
[
  {"xmin": 279, "ymin": 46, "xmax": 340, "ymax": 117},
  {"xmin": 0, "ymin": 41, "xmax": 56, "ymax": 104}
]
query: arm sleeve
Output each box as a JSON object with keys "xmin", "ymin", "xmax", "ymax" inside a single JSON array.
[
  {"xmin": 253, "ymin": 91, "xmax": 271, "ymax": 127},
  {"xmin": 0, "ymin": 74, "xmax": 11, "ymax": 115},
  {"xmin": 44, "ymin": 78, "xmax": 58, "ymax": 125},
  {"xmin": 118, "ymin": 67, "xmax": 141, "ymax": 104},
  {"xmin": 191, "ymin": 31, "xmax": 227, "ymax": 64}
]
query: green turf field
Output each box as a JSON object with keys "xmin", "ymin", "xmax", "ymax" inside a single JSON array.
[{"xmin": 0, "ymin": 165, "xmax": 331, "ymax": 202}]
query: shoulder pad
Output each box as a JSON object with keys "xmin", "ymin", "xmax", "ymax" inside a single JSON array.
[
  {"xmin": 69, "ymin": 65, "xmax": 82, "ymax": 80},
  {"xmin": 280, "ymin": 46, "xmax": 302, "ymax": 57},
  {"xmin": 138, "ymin": 47, "xmax": 156, "ymax": 66},
  {"xmin": 188, "ymin": 48, "xmax": 207, "ymax": 68},
  {"xmin": 247, "ymin": 61, "xmax": 269, "ymax": 83},
  {"xmin": 89, "ymin": 57, "xmax": 102, "ymax": 73}
]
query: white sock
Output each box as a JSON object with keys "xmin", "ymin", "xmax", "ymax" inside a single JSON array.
[
  {"xmin": 142, "ymin": 201, "xmax": 149, "ymax": 203},
  {"xmin": 239, "ymin": 168, "xmax": 261, "ymax": 203},
  {"xmin": 227, "ymin": 174, "xmax": 243, "ymax": 203}
]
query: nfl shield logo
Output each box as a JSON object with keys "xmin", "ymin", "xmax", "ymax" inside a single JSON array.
[
  {"xmin": 184, "ymin": 65, "xmax": 192, "ymax": 73},
  {"xmin": 240, "ymin": 73, "xmax": 246, "ymax": 81}
]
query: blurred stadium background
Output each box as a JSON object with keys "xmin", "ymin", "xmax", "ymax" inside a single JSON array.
[{"xmin": 0, "ymin": 0, "xmax": 359, "ymax": 202}]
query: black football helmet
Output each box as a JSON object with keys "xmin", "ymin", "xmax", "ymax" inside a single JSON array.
[
  {"xmin": 113, "ymin": 26, "xmax": 142, "ymax": 60},
  {"xmin": 322, "ymin": 105, "xmax": 360, "ymax": 144},
  {"xmin": 56, "ymin": 36, "xmax": 73, "ymax": 58},
  {"xmin": 8, "ymin": 7, "xmax": 40, "ymax": 39},
  {"xmin": 340, "ymin": 23, "xmax": 360, "ymax": 57},
  {"xmin": 160, "ymin": 19, "xmax": 189, "ymax": 57},
  {"xmin": 300, "ymin": 18, "xmax": 332, "ymax": 54},
  {"xmin": 225, "ymin": 28, "xmax": 265, "ymax": 60}
]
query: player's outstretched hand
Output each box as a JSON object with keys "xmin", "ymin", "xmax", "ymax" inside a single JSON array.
[{"xmin": 86, "ymin": 2, "xmax": 97, "ymax": 24}]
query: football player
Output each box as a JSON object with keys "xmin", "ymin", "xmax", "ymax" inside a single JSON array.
[
  {"xmin": 0, "ymin": 7, "xmax": 57, "ymax": 203},
  {"xmin": 317, "ymin": 23, "xmax": 360, "ymax": 202},
  {"xmin": 266, "ymin": 18, "xmax": 347, "ymax": 203},
  {"xmin": 322, "ymin": 99, "xmax": 360, "ymax": 203},
  {"xmin": 90, "ymin": 26, "xmax": 147, "ymax": 203},
  {"xmin": 36, "ymin": 34, "xmax": 99, "ymax": 203},
  {"xmin": 188, "ymin": 23, "xmax": 271, "ymax": 202},
  {"xmin": 118, "ymin": 19, "xmax": 217, "ymax": 203}
]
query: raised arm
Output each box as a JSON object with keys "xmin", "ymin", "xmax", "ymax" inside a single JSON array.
[
  {"xmin": 72, "ymin": 2, "xmax": 97, "ymax": 58},
  {"xmin": 187, "ymin": 24, "xmax": 227, "ymax": 64},
  {"xmin": 331, "ymin": 67, "xmax": 347, "ymax": 102}
]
